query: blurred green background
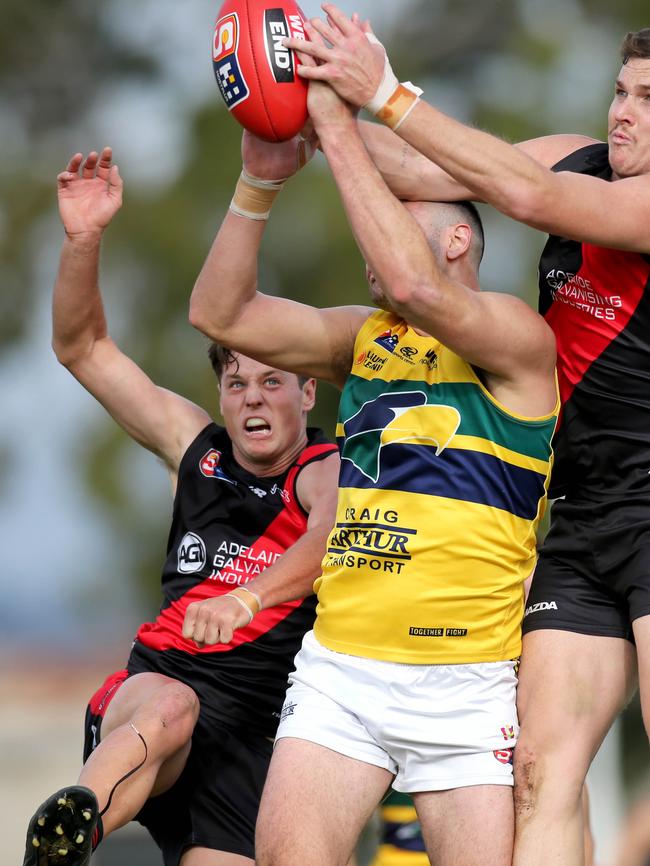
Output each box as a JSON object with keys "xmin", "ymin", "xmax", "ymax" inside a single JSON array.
[{"xmin": 0, "ymin": 0, "xmax": 647, "ymax": 861}]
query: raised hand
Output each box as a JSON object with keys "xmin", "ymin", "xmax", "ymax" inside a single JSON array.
[
  {"xmin": 241, "ymin": 127, "xmax": 318, "ymax": 181},
  {"xmin": 283, "ymin": 4, "xmax": 386, "ymax": 109},
  {"xmin": 57, "ymin": 147, "xmax": 123, "ymax": 239}
]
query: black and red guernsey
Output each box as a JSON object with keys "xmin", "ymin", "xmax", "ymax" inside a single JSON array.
[
  {"xmin": 127, "ymin": 423, "xmax": 337, "ymax": 738},
  {"xmin": 539, "ymin": 142, "xmax": 650, "ymax": 499}
]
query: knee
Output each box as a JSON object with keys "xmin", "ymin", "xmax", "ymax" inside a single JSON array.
[
  {"xmin": 144, "ymin": 681, "xmax": 200, "ymax": 744},
  {"xmin": 513, "ymin": 745, "xmax": 540, "ymax": 820},
  {"xmin": 513, "ymin": 743, "xmax": 583, "ymax": 820}
]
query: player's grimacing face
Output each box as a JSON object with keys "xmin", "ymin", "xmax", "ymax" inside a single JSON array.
[
  {"xmin": 608, "ymin": 58, "xmax": 650, "ymax": 179},
  {"xmin": 219, "ymin": 355, "xmax": 314, "ymax": 474}
]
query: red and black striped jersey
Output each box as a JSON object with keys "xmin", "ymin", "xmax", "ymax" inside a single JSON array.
[
  {"xmin": 539, "ymin": 143, "xmax": 650, "ymax": 499},
  {"xmin": 129, "ymin": 424, "xmax": 337, "ymax": 736}
]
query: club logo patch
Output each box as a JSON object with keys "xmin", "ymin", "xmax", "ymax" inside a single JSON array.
[
  {"xmin": 493, "ymin": 748, "xmax": 514, "ymax": 765},
  {"xmin": 200, "ymin": 449, "xmax": 221, "ymax": 477},
  {"xmin": 199, "ymin": 448, "xmax": 236, "ymax": 484},
  {"xmin": 213, "ymin": 12, "xmax": 250, "ymax": 109}
]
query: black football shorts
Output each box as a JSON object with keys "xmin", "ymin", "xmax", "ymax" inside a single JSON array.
[{"xmin": 523, "ymin": 495, "xmax": 650, "ymax": 641}]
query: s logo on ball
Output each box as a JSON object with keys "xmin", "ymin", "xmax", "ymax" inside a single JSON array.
[
  {"xmin": 212, "ymin": 0, "xmax": 309, "ymax": 142},
  {"xmin": 213, "ymin": 13, "xmax": 250, "ymax": 109}
]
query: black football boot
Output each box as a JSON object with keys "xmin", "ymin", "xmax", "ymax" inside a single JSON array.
[{"xmin": 22, "ymin": 786, "xmax": 98, "ymax": 866}]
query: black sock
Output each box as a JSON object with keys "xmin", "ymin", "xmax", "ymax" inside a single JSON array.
[{"xmin": 91, "ymin": 813, "xmax": 104, "ymax": 851}]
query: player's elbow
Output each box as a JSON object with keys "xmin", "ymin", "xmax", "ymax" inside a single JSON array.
[
  {"xmin": 52, "ymin": 336, "xmax": 88, "ymax": 370},
  {"xmin": 389, "ymin": 277, "xmax": 441, "ymax": 316},
  {"xmin": 188, "ymin": 290, "xmax": 226, "ymax": 341},
  {"xmin": 498, "ymin": 176, "xmax": 556, "ymax": 227}
]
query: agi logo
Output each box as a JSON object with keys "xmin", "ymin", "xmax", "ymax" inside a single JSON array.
[
  {"xmin": 178, "ymin": 531, "xmax": 206, "ymax": 574},
  {"xmin": 213, "ymin": 13, "xmax": 250, "ymax": 109},
  {"xmin": 264, "ymin": 9, "xmax": 305, "ymax": 83}
]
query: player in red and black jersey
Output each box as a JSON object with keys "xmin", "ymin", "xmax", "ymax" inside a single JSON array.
[
  {"xmin": 288, "ymin": 12, "xmax": 650, "ymax": 866},
  {"xmin": 22, "ymin": 149, "xmax": 339, "ymax": 866}
]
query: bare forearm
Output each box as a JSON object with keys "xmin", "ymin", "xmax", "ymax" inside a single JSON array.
[
  {"xmin": 243, "ymin": 525, "xmax": 330, "ymax": 609},
  {"xmin": 189, "ymin": 210, "xmax": 266, "ymax": 341},
  {"xmin": 319, "ymin": 121, "xmax": 439, "ymax": 309},
  {"xmin": 396, "ymin": 101, "xmax": 550, "ymax": 223},
  {"xmin": 358, "ymin": 120, "xmax": 476, "ymax": 202},
  {"xmin": 52, "ymin": 234, "xmax": 108, "ymax": 365}
]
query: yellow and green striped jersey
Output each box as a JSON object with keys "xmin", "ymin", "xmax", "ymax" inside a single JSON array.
[{"xmin": 314, "ymin": 311, "xmax": 558, "ymax": 664}]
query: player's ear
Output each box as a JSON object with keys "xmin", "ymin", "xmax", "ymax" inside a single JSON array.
[
  {"xmin": 446, "ymin": 223, "xmax": 472, "ymax": 261},
  {"xmin": 301, "ymin": 378, "xmax": 317, "ymax": 412}
]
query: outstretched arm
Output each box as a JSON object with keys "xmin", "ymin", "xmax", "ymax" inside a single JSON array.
[
  {"xmin": 357, "ymin": 121, "xmax": 597, "ymax": 203},
  {"xmin": 54, "ymin": 149, "xmax": 210, "ymax": 479},
  {"xmin": 287, "ymin": 5, "xmax": 650, "ymax": 253},
  {"xmin": 189, "ymin": 132, "xmax": 370, "ymax": 389},
  {"xmin": 182, "ymin": 450, "xmax": 340, "ymax": 645}
]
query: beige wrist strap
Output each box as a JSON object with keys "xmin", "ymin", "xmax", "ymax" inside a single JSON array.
[
  {"xmin": 376, "ymin": 83, "xmax": 422, "ymax": 131},
  {"xmin": 227, "ymin": 585, "xmax": 262, "ymax": 622},
  {"xmin": 230, "ymin": 169, "xmax": 286, "ymax": 221}
]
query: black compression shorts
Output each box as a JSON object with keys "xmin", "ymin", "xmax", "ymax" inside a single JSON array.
[
  {"xmin": 83, "ymin": 669, "xmax": 272, "ymax": 865},
  {"xmin": 523, "ymin": 496, "xmax": 650, "ymax": 641}
]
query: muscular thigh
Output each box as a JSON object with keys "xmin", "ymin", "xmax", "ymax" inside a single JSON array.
[
  {"xmin": 413, "ymin": 786, "xmax": 514, "ymax": 866},
  {"xmin": 256, "ymin": 738, "xmax": 392, "ymax": 866},
  {"xmin": 101, "ymin": 672, "xmax": 186, "ymax": 738},
  {"xmin": 517, "ymin": 630, "xmax": 637, "ymax": 774},
  {"xmin": 83, "ymin": 669, "xmax": 182, "ymax": 761}
]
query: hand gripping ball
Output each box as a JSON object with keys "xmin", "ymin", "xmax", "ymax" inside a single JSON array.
[{"xmin": 212, "ymin": 0, "xmax": 309, "ymax": 142}]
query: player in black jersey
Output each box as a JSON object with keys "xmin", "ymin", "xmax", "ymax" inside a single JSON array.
[
  {"xmin": 283, "ymin": 12, "xmax": 650, "ymax": 866},
  {"xmin": 22, "ymin": 149, "xmax": 339, "ymax": 866}
]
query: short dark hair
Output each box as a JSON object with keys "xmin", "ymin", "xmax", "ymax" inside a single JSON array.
[
  {"xmin": 207, "ymin": 342, "xmax": 238, "ymax": 381},
  {"xmin": 621, "ymin": 28, "xmax": 650, "ymax": 63},
  {"xmin": 207, "ymin": 342, "xmax": 308, "ymax": 388}
]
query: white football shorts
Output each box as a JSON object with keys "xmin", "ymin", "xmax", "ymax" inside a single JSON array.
[{"xmin": 276, "ymin": 631, "xmax": 518, "ymax": 792}]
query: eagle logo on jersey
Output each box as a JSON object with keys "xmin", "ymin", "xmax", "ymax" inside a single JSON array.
[{"xmin": 342, "ymin": 391, "xmax": 461, "ymax": 482}]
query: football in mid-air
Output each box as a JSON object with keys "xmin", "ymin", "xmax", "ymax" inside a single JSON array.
[{"xmin": 212, "ymin": 0, "xmax": 309, "ymax": 142}]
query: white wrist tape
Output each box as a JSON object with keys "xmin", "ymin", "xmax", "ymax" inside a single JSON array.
[
  {"xmin": 363, "ymin": 33, "xmax": 399, "ymax": 115},
  {"xmin": 363, "ymin": 33, "xmax": 422, "ymax": 131},
  {"xmin": 229, "ymin": 169, "xmax": 286, "ymax": 221}
]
